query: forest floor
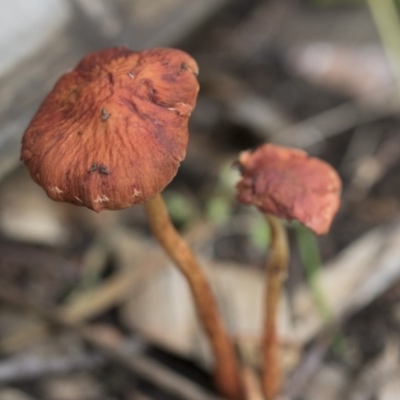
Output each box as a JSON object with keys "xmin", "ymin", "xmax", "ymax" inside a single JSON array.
[{"xmin": 0, "ymin": 1, "xmax": 400, "ymax": 399}]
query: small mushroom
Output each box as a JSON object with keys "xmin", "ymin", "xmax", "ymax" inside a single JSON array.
[
  {"xmin": 235, "ymin": 143, "xmax": 341, "ymax": 399},
  {"xmin": 21, "ymin": 47, "xmax": 242, "ymax": 400},
  {"xmin": 236, "ymin": 144, "xmax": 341, "ymax": 235}
]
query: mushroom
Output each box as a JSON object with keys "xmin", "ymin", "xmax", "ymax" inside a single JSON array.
[
  {"xmin": 235, "ymin": 143, "xmax": 341, "ymax": 399},
  {"xmin": 21, "ymin": 47, "xmax": 242, "ymax": 400}
]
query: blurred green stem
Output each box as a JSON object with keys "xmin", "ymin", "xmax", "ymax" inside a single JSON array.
[
  {"xmin": 367, "ymin": 0, "xmax": 400, "ymax": 97},
  {"xmin": 295, "ymin": 224, "xmax": 348, "ymax": 359},
  {"xmin": 294, "ymin": 224, "xmax": 332, "ymax": 321}
]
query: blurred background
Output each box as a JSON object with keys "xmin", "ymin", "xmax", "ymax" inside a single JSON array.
[{"xmin": 1, "ymin": 0, "xmax": 400, "ymax": 399}]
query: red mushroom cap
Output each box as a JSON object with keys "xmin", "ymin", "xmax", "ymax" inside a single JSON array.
[
  {"xmin": 21, "ymin": 47, "xmax": 199, "ymax": 212},
  {"xmin": 236, "ymin": 143, "xmax": 341, "ymax": 235}
]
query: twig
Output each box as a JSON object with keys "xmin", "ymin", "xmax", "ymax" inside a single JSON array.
[
  {"xmin": 283, "ymin": 330, "xmax": 335, "ymax": 399},
  {"xmin": 237, "ymin": 340, "xmax": 265, "ymax": 400},
  {"xmin": 241, "ymin": 366, "xmax": 265, "ymax": 400},
  {"xmin": 0, "ymin": 352, "xmax": 104, "ymax": 383},
  {"xmin": 0, "ymin": 284, "xmax": 223, "ymax": 400},
  {"xmin": 207, "ymin": 73, "xmax": 398, "ymax": 150},
  {"xmin": 271, "ymin": 87, "xmax": 399, "ymax": 149}
]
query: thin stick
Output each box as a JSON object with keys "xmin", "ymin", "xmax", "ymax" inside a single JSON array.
[
  {"xmin": 241, "ymin": 365, "xmax": 265, "ymax": 400},
  {"xmin": 262, "ymin": 215, "xmax": 289, "ymax": 400},
  {"xmin": 144, "ymin": 194, "xmax": 243, "ymax": 400}
]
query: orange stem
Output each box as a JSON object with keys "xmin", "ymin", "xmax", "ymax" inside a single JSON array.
[
  {"xmin": 144, "ymin": 194, "xmax": 243, "ymax": 400},
  {"xmin": 262, "ymin": 214, "xmax": 289, "ymax": 400}
]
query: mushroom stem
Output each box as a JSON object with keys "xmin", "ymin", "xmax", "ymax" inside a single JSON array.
[
  {"xmin": 262, "ymin": 214, "xmax": 289, "ymax": 400},
  {"xmin": 144, "ymin": 193, "xmax": 243, "ymax": 400}
]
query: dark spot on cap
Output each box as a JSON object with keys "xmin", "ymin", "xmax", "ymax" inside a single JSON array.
[
  {"xmin": 99, "ymin": 165, "xmax": 109, "ymax": 175},
  {"xmin": 107, "ymin": 72, "xmax": 114, "ymax": 85},
  {"xmin": 180, "ymin": 61, "xmax": 198, "ymax": 76},
  {"xmin": 89, "ymin": 162, "xmax": 98, "ymax": 173}
]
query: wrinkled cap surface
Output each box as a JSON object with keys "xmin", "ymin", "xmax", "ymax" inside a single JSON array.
[
  {"xmin": 236, "ymin": 144, "xmax": 341, "ymax": 235},
  {"xmin": 21, "ymin": 47, "xmax": 199, "ymax": 211}
]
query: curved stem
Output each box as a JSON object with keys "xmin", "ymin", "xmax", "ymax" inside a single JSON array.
[
  {"xmin": 144, "ymin": 194, "xmax": 243, "ymax": 400},
  {"xmin": 262, "ymin": 214, "xmax": 289, "ymax": 400}
]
